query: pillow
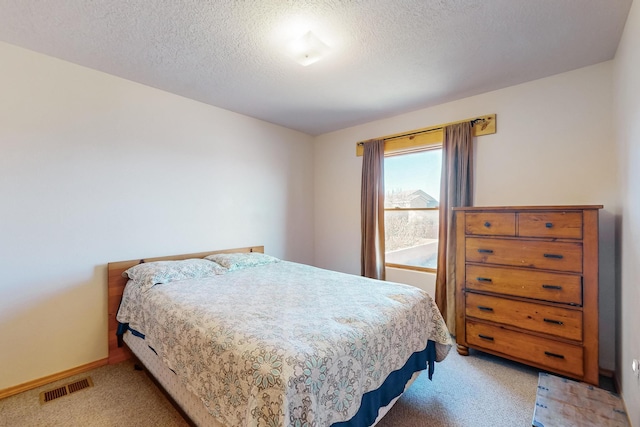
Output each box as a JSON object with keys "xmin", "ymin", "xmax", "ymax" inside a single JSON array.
[
  {"xmin": 122, "ymin": 258, "xmax": 227, "ymax": 292},
  {"xmin": 204, "ymin": 252, "xmax": 280, "ymax": 271}
]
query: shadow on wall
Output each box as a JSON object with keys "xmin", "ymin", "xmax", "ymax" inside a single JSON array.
[
  {"xmin": 613, "ymin": 211, "xmax": 622, "ymax": 387},
  {"xmin": 599, "ymin": 209, "xmax": 617, "ymax": 373}
]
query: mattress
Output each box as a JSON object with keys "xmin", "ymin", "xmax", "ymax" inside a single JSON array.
[
  {"xmin": 124, "ymin": 330, "xmax": 225, "ymax": 427},
  {"xmin": 117, "ymin": 258, "xmax": 451, "ymax": 426}
]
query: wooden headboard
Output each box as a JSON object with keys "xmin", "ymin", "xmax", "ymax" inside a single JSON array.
[{"xmin": 107, "ymin": 245, "xmax": 264, "ymax": 364}]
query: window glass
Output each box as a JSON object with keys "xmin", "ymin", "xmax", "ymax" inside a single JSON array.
[{"xmin": 384, "ymin": 149, "xmax": 442, "ymax": 270}]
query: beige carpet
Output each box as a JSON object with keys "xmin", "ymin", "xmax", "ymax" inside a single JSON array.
[
  {"xmin": 0, "ymin": 348, "xmax": 541, "ymax": 427},
  {"xmin": 377, "ymin": 349, "xmax": 539, "ymax": 426},
  {"xmin": 0, "ymin": 361, "xmax": 188, "ymax": 427}
]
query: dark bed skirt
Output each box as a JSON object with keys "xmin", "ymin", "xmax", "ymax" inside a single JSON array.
[{"xmin": 334, "ymin": 340, "xmax": 436, "ymax": 427}]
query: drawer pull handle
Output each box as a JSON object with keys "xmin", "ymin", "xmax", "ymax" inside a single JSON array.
[
  {"xmin": 477, "ymin": 306, "xmax": 494, "ymax": 312},
  {"xmin": 477, "ymin": 277, "xmax": 493, "ymax": 283},
  {"xmin": 543, "ymin": 318, "xmax": 564, "ymax": 325},
  {"xmin": 477, "ymin": 249, "xmax": 494, "ymax": 254},
  {"xmin": 478, "ymin": 334, "xmax": 494, "ymax": 341},
  {"xmin": 542, "ymin": 284, "xmax": 563, "ymax": 290},
  {"xmin": 544, "ymin": 351, "xmax": 565, "ymax": 359},
  {"xmin": 484, "ymin": 221, "xmax": 491, "ymax": 227},
  {"xmin": 545, "ymin": 222, "xmax": 553, "ymax": 228},
  {"xmin": 543, "ymin": 253, "xmax": 564, "ymax": 259}
]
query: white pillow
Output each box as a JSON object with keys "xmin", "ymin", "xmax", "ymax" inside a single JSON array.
[
  {"xmin": 122, "ymin": 258, "xmax": 227, "ymax": 292},
  {"xmin": 204, "ymin": 252, "xmax": 280, "ymax": 271}
]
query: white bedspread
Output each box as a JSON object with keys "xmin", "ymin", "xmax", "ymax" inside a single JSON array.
[{"xmin": 117, "ymin": 260, "xmax": 451, "ymax": 426}]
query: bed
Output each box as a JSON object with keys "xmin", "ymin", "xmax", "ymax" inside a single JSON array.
[{"xmin": 107, "ymin": 246, "xmax": 452, "ymax": 427}]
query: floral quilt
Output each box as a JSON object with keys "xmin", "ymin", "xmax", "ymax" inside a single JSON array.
[{"xmin": 117, "ymin": 260, "xmax": 451, "ymax": 426}]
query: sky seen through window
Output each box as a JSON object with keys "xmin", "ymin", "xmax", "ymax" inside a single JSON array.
[{"xmin": 384, "ymin": 149, "xmax": 442, "ymax": 201}]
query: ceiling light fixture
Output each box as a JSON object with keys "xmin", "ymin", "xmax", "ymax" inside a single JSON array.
[{"xmin": 286, "ymin": 31, "xmax": 330, "ymax": 66}]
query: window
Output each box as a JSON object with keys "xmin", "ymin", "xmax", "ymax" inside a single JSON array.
[{"xmin": 384, "ymin": 147, "xmax": 442, "ymax": 272}]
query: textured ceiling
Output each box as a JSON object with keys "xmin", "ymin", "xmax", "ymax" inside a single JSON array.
[{"xmin": 0, "ymin": 0, "xmax": 633, "ymax": 135}]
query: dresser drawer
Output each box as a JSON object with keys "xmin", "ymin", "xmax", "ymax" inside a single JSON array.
[
  {"xmin": 466, "ymin": 238, "xmax": 583, "ymax": 273},
  {"xmin": 465, "ymin": 265, "xmax": 582, "ymax": 305},
  {"xmin": 465, "ymin": 212, "xmax": 516, "ymax": 236},
  {"xmin": 466, "ymin": 320, "xmax": 584, "ymax": 377},
  {"xmin": 518, "ymin": 212, "xmax": 583, "ymax": 239},
  {"xmin": 465, "ymin": 293, "xmax": 583, "ymax": 341}
]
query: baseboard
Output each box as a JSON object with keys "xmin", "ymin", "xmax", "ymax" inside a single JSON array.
[
  {"xmin": 0, "ymin": 358, "xmax": 108, "ymax": 400},
  {"xmin": 614, "ymin": 372, "xmax": 622, "ymax": 396},
  {"xmin": 599, "ymin": 367, "xmax": 615, "ymax": 378}
]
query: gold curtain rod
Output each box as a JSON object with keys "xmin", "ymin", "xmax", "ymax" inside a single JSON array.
[
  {"xmin": 354, "ymin": 114, "xmax": 496, "ymax": 156},
  {"xmin": 356, "ymin": 116, "xmax": 491, "ymax": 146}
]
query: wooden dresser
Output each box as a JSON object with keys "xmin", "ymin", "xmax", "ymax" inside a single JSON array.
[{"xmin": 454, "ymin": 205, "xmax": 602, "ymax": 385}]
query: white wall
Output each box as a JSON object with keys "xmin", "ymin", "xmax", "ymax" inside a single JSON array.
[
  {"xmin": 0, "ymin": 42, "xmax": 315, "ymax": 390},
  {"xmin": 613, "ymin": 0, "xmax": 640, "ymax": 423},
  {"xmin": 314, "ymin": 61, "xmax": 617, "ymax": 371}
]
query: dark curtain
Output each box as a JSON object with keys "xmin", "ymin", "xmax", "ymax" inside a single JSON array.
[
  {"xmin": 435, "ymin": 122, "xmax": 474, "ymax": 330},
  {"xmin": 360, "ymin": 139, "xmax": 386, "ymax": 280}
]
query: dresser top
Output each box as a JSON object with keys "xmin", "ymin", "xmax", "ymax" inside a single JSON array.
[{"xmin": 453, "ymin": 205, "xmax": 603, "ymax": 211}]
